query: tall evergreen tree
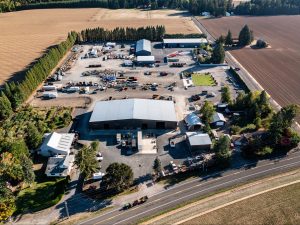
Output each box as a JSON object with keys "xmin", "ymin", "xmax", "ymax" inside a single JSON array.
[
  {"xmin": 0, "ymin": 92, "xmax": 12, "ymax": 120},
  {"xmin": 238, "ymin": 25, "xmax": 253, "ymax": 46},
  {"xmin": 225, "ymin": 30, "xmax": 233, "ymax": 46},
  {"xmin": 211, "ymin": 43, "xmax": 225, "ymax": 64}
]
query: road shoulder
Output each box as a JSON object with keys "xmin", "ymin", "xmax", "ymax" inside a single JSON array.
[{"xmin": 141, "ymin": 169, "xmax": 300, "ymax": 225}]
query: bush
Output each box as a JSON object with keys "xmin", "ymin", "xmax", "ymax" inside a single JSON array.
[
  {"xmin": 231, "ymin": 125, "xmax": 241, "ymax": 135},
  {"xmin": 256, "ymin": 39, "xmax": 268, "ymax": 48},
  {"xmin": 257, "ymin": 146, "xmax": 273, "ymax": 156},
  {"xmin": 254, "ymin": 117, "xmax": 262, "ymax": 129},
  {"xmin": 241, "ymin": 124, "xmax": 256, "ymax": 133},
  {"xmin": 290, "ymin": 132, "xmax": 300, "ymax": 148}
]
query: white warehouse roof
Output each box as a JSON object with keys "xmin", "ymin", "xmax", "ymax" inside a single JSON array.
[
  {"xmin": 163, "ymin": 38, "xmax": 208, "ymax": 44},
  {"xmin": 136, "ymin": 56, "xmax": 155, "ymax": 62},
  {"xmin": 90, "ymin": 99, "xmax": 177, "ymax": 123}
]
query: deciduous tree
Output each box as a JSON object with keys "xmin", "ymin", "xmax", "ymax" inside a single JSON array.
[
  {"xmin": 200, "ymin": 101, "xmax": 215, "ymax": 123},
  {"xmin": 102, "ymin": 163, "xmax": 133, "ymax": 192}
]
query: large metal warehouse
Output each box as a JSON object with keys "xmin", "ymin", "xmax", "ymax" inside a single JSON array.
[
  {"xmin": 89, "ymin": 99, "xmax": 178, "ymax": 129},
  {"xmin": 163, "ymin": 38, "xmax": 208, "ymax": 48},
  {"xmin": 135, "ymin": 39, "xmax": 152, "ymax": 56}
]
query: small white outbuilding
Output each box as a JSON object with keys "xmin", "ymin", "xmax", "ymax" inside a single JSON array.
[{"xmin": 39, "ymin": 132, "xmax": 75, "ymax": 157}]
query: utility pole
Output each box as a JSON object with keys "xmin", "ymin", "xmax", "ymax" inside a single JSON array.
[{"xmin": 65, "ymin": 201, "xmax": 70, "ymax": 219}]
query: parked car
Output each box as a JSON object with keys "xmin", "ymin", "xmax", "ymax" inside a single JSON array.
[
  {"xmin": 96, "ymin": 152, "xmax": 103, "ymax": 162},
  {"xmin": 170, "ymin": 161, "xmax": 178, "ymax": 171},
  {"xmin": 191, "ymin": 95, "xmax": 200, "ymax": 101},
  {"xmin": 160, "ymin": 72, "xmax": 168, "ymax": 76},
  {"xmin": 170, "ymin": 140, "xmax": 176, "ymax": 148},
  {"xmin": 92, "ymin": 172, "xmax": 105, "ymax": 180}
]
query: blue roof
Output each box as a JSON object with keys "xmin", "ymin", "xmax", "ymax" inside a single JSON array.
[
  {"xmin": 136, "ymin": 39, "xmax": 151, "ymax": 53},
  {"xmin": 185, "ymin": 113, "xmax": 203, "ymax": 127}
]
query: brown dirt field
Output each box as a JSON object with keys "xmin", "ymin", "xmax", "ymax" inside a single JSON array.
[
  {"xmin": 0, "ymin": 9, "xmax": 198, "ymax": 85},
  {"xmin": 200, "ymin": 15, "xmax": 300, "ymax": 107},
  {"xmin": 182, "ymin": 182, "xmax": 300, "ymax": 225}
]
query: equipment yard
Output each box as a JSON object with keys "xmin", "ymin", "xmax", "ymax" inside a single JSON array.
[
  {"xmin": 28, "ymin": 40, "xmax": 242, "ymax": 179},
  {"xmin": 198, "ymin": 15, "xmax": 300, "ymax": 107},
  {"xmin": 0, "ymin": 9, "xmax": 198, "ymax": 85}
]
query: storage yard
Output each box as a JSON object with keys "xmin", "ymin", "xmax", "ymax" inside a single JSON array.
[
  {"xmin": 28, "ymin": 38, "xmax": 245, "ymax": 178},
  {"xmin": 199, "ymin": 15, "xmax": 300, "ymax": 107},
  {"xmin": 0, "ymin": 9, "xmax": 198, "ymax": 85}
]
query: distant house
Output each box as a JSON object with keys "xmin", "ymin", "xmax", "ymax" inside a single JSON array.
[
  {"xmin": 39, "ymin": 132, "xmax": 75, "ymax": 157},
  {"xmin": 201, "ymin": 12, "xmax": 211, "ymax": 17},
  {"xmin": 186, "ymin": 132, "xmax": 212, "ymax": 151},
  {"xmin": 45, "ymin": 155, "xmax": 75, "ymax": 177},
  {"xmin": 184, "ymin": 113, "xmax": 204, "ymax": 131},
  {"xmin": 211, "ymin": 112, "xmax": 226, "ymax": 127},
  {"xmin": 135, "ymin": 39, "xmax": 152, "ymax": 56}
]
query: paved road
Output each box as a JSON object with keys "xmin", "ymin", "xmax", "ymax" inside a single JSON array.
[{"xmin": 78, "ymin": 150, "xmax": 300, "ymax": 225}]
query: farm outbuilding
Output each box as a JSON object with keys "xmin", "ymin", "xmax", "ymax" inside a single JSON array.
[
  {"xmin": 163, "ymin": 38, "xmax": 208, "ymax": 48},
  {"xmin": 39, "ymin": 132, "xmax": 75, "ymax": 157},
  {"xmin": 89, "ymin": 99, "xmax": 177, "ymax": 129},
  {"xmin": 135, "ymin": 39, "xmax": 152, "ymax": 56},
  {"xmin": 136, "ymin": 56, "xmax": 155, "ymax": 65},
  {"xmin": 186, "ymin": 132, "xmax": 212, "ymax": 151},
  {"xmin": 184, "ymin": 113, "xmax": 203, "ymax": 131},
  {"xmin": 211, "ymin": 112, "xmax": 226, "ymax": 127}
]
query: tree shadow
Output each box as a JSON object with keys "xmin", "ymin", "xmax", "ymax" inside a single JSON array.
[
  {"xmin": 0, "ymin": 44, "xmax": 59, "ymax": 87},
  {"xmin": 55, "ymin": 195, "xmax": 112, "ymax": 220}
]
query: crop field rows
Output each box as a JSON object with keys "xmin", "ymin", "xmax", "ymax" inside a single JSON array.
[
  {"xmin": 199, "ymin": 15, "xmax": 300, "ymax": 107},
  {"xmin": 0, "ymin": 9, "xmax": 198, "ymax": 85}
]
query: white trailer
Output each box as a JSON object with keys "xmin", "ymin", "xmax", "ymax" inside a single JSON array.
[
  {"xmin": 43, "ymin": 91, "xmax": 58, "ymax": 99},
  {"xmin": 43, "ymin": 85, "xmax": 57, "ymax": 91},
  {"xmin": 106, "ymin": 42, "xmax": 116, "ymax": 47},
  {"xmin": 66, "ymin": 86, "xmax": 80, "ymax": 93}
]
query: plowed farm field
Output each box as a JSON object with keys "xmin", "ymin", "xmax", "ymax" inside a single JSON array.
[
  {"xmin": 0, "ymin": 9, "xmax": 198, "ymax": 84},
  {"xmin": 200, "ymin": 15, "xmax": 300, "ymax": 107}
]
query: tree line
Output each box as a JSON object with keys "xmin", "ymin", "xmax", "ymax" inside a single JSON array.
[
  {"xmin": 2, "ymin": 0, "xmax": 232, "ymax": 17},
  {"xmin": 235, "ymin": 0, "xmax": 300, "ymax": 15},
  {"xmin": 0, "ymin": 32, "xmax": 77, "ymax": 113},
  {"xmin": 2, "ymin": 0, "xmax": 300, "ymax": 16},
  {"xmin": 78, "ymin": 26, "xmax": 166, "ymax": 42}
]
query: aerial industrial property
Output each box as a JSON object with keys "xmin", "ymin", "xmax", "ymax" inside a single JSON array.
[{"xmin": 1, "ymin": 2, "xmax": 300, "ymax": 225}]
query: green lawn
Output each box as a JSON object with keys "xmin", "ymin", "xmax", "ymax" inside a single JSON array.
[
  {"xmin": 15, "ymin": 179, "xmax": 66, "ymax": 213},
  {"xmin": 192, "ymin": 73, "xmax": 216, "ymax": 86}
]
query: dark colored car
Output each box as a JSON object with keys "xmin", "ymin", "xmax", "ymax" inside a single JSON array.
[{"xmin": 191, "ymin": 95, "xmax": 200, "ymax": 101}]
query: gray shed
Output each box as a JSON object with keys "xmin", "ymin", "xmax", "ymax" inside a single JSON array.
[
  {"xmin": 186, "ymin": 132, "xmax": 212, "ymax": 151},
  {"xmin": 136, "ymin": 39, "xmax": 152, "ymax": 56}
]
